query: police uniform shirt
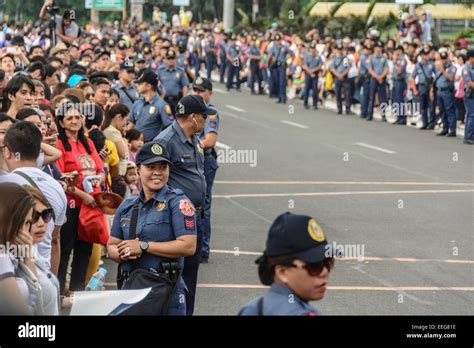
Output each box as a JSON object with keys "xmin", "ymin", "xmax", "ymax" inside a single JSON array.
[
  {"xmin": 330, "ymin": 55, "xmax": 351, "ymax": 75},
  {"xmin": 205, "ymin": 40, "xmax": 216, "ymax": 55},
  {"xmin": 411, "ymin": 61, "xmax": 435, "ymax": 85},
  {"xmin": 113, "ymin": 81, "xmax": 139, "ymax": 111},
  {"xmin": 303, "ymin": 54, "xmax": 322, "ymax": 71},
  {"xmin": 369, "ymin": 54, "xmax": 388, "ymax": 76},
  {"xmin": 129, "ymin": 94, "xmax": 174, "ymax": 142},
  {"xmin": 157, "ymin": 66, "xmax": 190, "ymax": 98},
  {"xmin": 153, "ymin": 121, "xmax": 206, "ymax": 208},
  {"xmin": 218, "ymin": 40, "xmax": 228, "ymax": 58},
  {"xmin": 110, "ymin": 185, "xmax": 197, "ymax": 271},
  {"xmin": 227, "ymin": 44, "xmax": 241, "ymax": 60},
  {"xmin": 238, "ymin": 283, "xmax": 320, "ymax": 316},
  {"xmin": 176, "ymin": 54, "xmax": 187, "ymax": 70},
  {"xmin": 269, "ymin": 45, "xmax": 291, "ymax": 65},
  {"xmin": 247, "ymin": 45, "xmax": 261, "ymax": 60},
  {"xmin": 359, "ymin": 52, "xmax": 369, "ymax": 75},
  {"xmin": 434, "ymin": 62, "xmax": 457, "ymax": 89},
  {"xmin": 200, "ymin": 102, "xmax": 220, "ymax": 156},
  {"xmin": 392, "ymin": 56, "xmax": 407, "ymax": 80},
  {"xmin": 462, "ymin": 63, "xmax": 474, "ymax": 96}
]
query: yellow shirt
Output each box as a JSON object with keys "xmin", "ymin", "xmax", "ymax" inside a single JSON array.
[{"xmin": 105, "ymin": 140, "xmax": 119, "ymax": 186}]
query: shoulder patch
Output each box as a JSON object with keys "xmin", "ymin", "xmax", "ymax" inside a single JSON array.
[
  {"xmin": 179, "ymin": 199, "xmax": 195, "ymax": 217},
  {"xmin": 184, "ymin": 217, "xmax": 195, "ymax": 230},
  {"xmin": 165, "ymin": 104, "xmax": 172, "ymax": 114}
]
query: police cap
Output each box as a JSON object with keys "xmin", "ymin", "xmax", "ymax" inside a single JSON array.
[
  {"xmin": 136, "ymin": 142, "xmax": 172, "ymax": 166},
  {"xmin": 192, "ymin": 76, "xmax": 213, "ymax": 91},
  {"xmin": 175, "ymin": 94, "xmax": 216, "ymax": 117},
  {"xmin": 135, "ymin": 68, "xmax": 158, "ymax": 86},
  {"xmin": 165, "ymin": 49, "xmax": 176, "ymax": 59}
]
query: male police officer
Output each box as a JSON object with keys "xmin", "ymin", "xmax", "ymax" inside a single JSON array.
[
  {"xmin": 330, "ymin": 44, "xmax": 352, "ymax": 115},
  {"xmin": 218, "ymin": 33, "xmax": 230, "ymax": 84},
  {"xmin": 113, "ymin": 59, "xmax": 139, "ymax": 111},
  {"xmin": 247, "ymin": 35, "xmax": 264, "ymax": 95},
  {"xmin": 128, "ymin": 68, "xmax": 174, "ymax": 142},
  {"xmin": 191, "ymin": 77, "xmax": 220, "ymax": 263},
  {"xmin": 226, "ymin": 35, "xmax": 242, "ymax": 92},
  {"xmin": 367, "ymin": 41, "xmax": 389, "ymax": 121},
  {"xmin": 107, "ymin": 142, "xmax": 197, "ymax": 316},
  {"xmin": 268, "ymin": 34, "xmax": 294, "ymax": 104},
  {"xmin": 412, "ymin": 48, "xmax": 436, "ymax": 129},
  {"xmin": 153, "ymin": 94, "xmax": 214, "ymax": 316},
  {"xmin": 462, "ymin": 50, "xmax": 474, "ymax": 145},
  {"xmin": 434, "ymin": 51, "xmax": 457, "ymax": 137},
  {"xmin": 239, "ymin": 212, "xmax": 336, "ymax": 316},
  {"xmin": 204, "ymin": 33, "xmax": 217, "ymax": 80},
  {"xmin": 359, "ymin": 45, "xmax": 373, "ymax": 119},
  {"xmin": 392, "ymin": 45, "xmax": 408, "ymax": 125},
  {"xmin": 302, "ymin": 42, "xmax": 322, "ymax": 110},
  {"xmin": 157, "ymin": 49, "xmax": 190, "ymax": 117}
]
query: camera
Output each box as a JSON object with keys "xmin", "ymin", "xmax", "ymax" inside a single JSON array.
[{"xmin": 46, "ymin": 0, "xmax": 60, "ymax": 16}]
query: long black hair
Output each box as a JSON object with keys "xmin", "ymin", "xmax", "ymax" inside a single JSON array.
[{"xmin": 55, "ymin": 100, "xmax": 92, "ymax": 155}]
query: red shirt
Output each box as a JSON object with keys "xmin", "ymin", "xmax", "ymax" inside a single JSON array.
[{"xmin": 56, "ymin": 137, "xmax": 104, "ymax": 208}]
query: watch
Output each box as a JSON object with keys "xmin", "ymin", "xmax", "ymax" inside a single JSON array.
[{"xmin": 140, "ymin": 241, "xmax": 149, "ymax": 253}]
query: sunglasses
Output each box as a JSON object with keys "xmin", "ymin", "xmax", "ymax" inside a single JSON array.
[
  {"xmin": 290, "ymin": 258, "xmax": 335, "ymax": 276},
  {"xmin": 85, "ymin": 93, "xmax": 94, "ymax": 100},
  {"xmin": 32, "ymin": 208, "xmax": 54, "ymax": 224}
]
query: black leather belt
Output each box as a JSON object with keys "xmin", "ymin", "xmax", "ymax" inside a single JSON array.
[{"xmin": 438, "ymin": 87, "xmax": 453, "ymax": 92}]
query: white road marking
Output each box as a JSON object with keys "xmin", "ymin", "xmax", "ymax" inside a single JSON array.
[
  {"xmin": 216, "ymin": 142, "xmax": 232, "ymax": 150},
  {"xmin": 355, "ymin": 142, "xmax": 397, "ymax": 154},
  {"xmin": 214, "ymin": 180, "xmax": 474, "ymax": 186},
  {"xmin": 220, "ymin": 111, "xmax": 276, "ymax": 131},
  {"xmin": 280, "ymin": 120, "xmax": 309, "ymax": 129},
  {"xmin": 213, "ymin": 88, "xmax": 229, "ymax": 94},
  {"xmin": 225, "ymin": 105, "xmax": 246, "ymax": 113}
]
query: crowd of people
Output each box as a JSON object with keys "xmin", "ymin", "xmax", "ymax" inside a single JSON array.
[{"xmin": 0, "ymin": 1, "xmax": 473, "ymax": 316}]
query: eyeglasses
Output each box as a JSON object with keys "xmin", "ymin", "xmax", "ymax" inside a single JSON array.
[
  {"xmin": 290, "ymin": 258, "xmax": 335, "ymax": 276},
  {"xmin": 32, "ymin": 208, "xmax": 54, "ymax": 224},
  {"xmin": 85, "ymin": 93, "xmax": 94, "ymax": 100}
]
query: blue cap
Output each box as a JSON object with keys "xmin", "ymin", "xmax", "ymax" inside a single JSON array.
[
  {"xmin": 67, "ymin": 74, "xmax": 87, "ymax": 87},
  {"xmin": 136, "ymin": 142, "xmax": 172, "ymax": 166},
  {"xmin": 264, "ymin": 212, "xmax": 333, "ymax": 263}
]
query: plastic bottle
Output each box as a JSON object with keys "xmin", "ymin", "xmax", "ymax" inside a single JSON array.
[{"xmin": 86, "ymin": 267, "xmax": 107, "ymax": 291}]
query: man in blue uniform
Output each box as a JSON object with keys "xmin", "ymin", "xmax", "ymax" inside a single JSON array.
[
  {"xmin": 226, "ymin": 35, "xmax": 242, "ymax": 92},
  {"xmin": 302, "ymin": 42, "xmax": 322, "ymax": 110},
  {"xmin": 247, "ymin": 35, "xmax": 264, "ymax": 95},
  {"xmin": 128, "ymin": 68, "xmax": 174, "ymax": 142},
  {"xmin": 113, "ymin": 59, "xmax": 139, "ymax": 112},
  {"xmin": 107, "ymin": 142, "xmax": 197, "ymax": 316},
  {"xmin": 153, "ymin": 94, "xmax": 215, "ymax": 316},
  {"xmin": 268, "ymin": 34, "xmax": 294, "ymax": 104},
  {"xmin": 434, "ymin": 51, "xmax": 457, "ymax": 137},
  {"xmin": 411, "ymin": 48, "xmax": 436, "ymax": 129},
  {"xmin": 392, "ymin": 45, "xmax": 408, "ymax": 125},
  {"xmin": 204, "ymin": 33, "xmax": 217, "ymax": 80},
  {"xmin": 367, "ymin": 41, "xmax": 389, "ymax": 121},
  {"xmin": 157, "ymin": 49, "xmax": 190, "ymax": 117},
  {"xmin": 462, "ymin": 49, "xmax": 474, "ymax": 145},
  {"xmin": 330, "ymin": 44, "xmax": 352, "ymax": 115},
  {"xmin": 359, "ymin": 45, "xmax": 373, "ymax": 119},
  {"xmin": 238, "ymin": 212, "xmax": 337, "ymax": 316},
  {"xmin": 218, "ymin": 33, "xmax": 229, "ymax": 84},
  {"xmin": 191, "ymin": 77, "xmax": 220, "ymax": 263}
]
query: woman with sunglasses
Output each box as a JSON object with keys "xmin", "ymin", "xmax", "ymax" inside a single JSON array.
[
  {"xmin": 239, "ymin": 212, "xmax": 337, "ymax": 316},
  {"xmin": 24, "ymin": 186, "xmax": 61, "ymax": 315}
]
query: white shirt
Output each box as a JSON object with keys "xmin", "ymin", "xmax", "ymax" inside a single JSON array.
[{"xmin": 0, "ymin": 167, "xmax": 67, "ymax": 270}]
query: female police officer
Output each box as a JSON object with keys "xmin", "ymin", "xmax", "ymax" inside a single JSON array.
[
  {"xmin": 107, "ymin": 141, "xmax": 197, "ymax": 316},
  {"xmin": 239, "ymin": 212, "xmax": 336, "ymax": 316}
]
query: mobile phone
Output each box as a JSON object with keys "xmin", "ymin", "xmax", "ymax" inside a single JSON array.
[
  {"xmin": 59, "ymin": 171, "xmax": 79, "ymax": 181},
  {"xmin": 6, "ymin": 47, "xmax": 17, "ymax": 54}
]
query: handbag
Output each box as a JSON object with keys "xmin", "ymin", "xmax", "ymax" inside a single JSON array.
[
  {"xmin": 77, "ymin": 189, "xmax": 109, "ymax": 246},
  {"xmin": 118, "ymin": 202, "xmax": 180, "ymax": 316}
]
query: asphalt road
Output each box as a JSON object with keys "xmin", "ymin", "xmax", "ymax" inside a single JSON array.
[{"xmin": 105, "ymin": 85, "xmax": 473, "ymax": 315}]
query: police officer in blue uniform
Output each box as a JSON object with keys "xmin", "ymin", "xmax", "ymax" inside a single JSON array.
[
  {"xmin": 157, "ymin": 49, "xmax": 190, "ymax": 117},
  {"xmin": 462, "ymin": 50, "xmax": 474, "ymax": 145},
  {"xmin": 154, "ymin": 94, "xmax": 214, "ymax": 316},
  {"xmin": 191, "ymin": 77, "xmax": 220, "ymax": 263},
  {"xmin": 218, "ymin": 33, "xmax": 230, "ymax": 84},
  {"xmin": 330, "ymin": 44, "xmax": 352, "ymax": 115},
  {"xmin": 411, "ymin": 48, "xmax": 436, "ymax": 129},
  {"xmin": 238, "ymin": 212, "xmax": 336, "ymax": 316},
  {"xmin": 302, "ymin": 42, "xmax": 322, "ymax": 110},
  {"xmin": 113, "ymin": 59, "xmax": 139, "ymax": 112},
  {"xmin": 367, "ymin": 41, "xmax": 389, "ymax": 121},
  {"xmin": 434, "ymin": 51, "xmax": 457, "ymax": 137},
  {"xmin": 204, "ymin": 33, "xmax": 217, "ymax": 80},
  {"xmin": 128, "ymin": 68, "xmax": 174, "ymax": 142},
  {"xmin": 359, "ymin": 45, "xmax": 373, "ymax": 119},
  {"xmin": 226, "ymin": 35, "xmax": 242, "ymax": 92},
  {"xmin": 107, "ymin": 141, "xmax": 197, "ymax": 316},
  {"xmin": 247, "ymin": 35, "xmax": 264, "ymax": 95},
  {"xmin": 392, "ymin": 45, "xmax": 408, "ymax": 125},
  {"xmin": 268, "ymin": 34, "xmax": 293, "ymax": 104}
]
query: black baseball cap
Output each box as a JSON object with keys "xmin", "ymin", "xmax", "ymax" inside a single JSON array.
[
  {"xmin": 135, "ymin": 53, "xmax": 146, "ymax": 63},
  {"xmin": 440, "ymin": 51, "xmax": 449, "ymax": 60},
  {"xmin": 117, "ymin": 40, "xmax": 128, "ymax": 50},
  {"xmin": 192, "ymin": 76, "xmax": 213, "ymax": 91},
  {"xmin": 136, "ymin": 142, "xmax": 172, "ymax": 166},
  {"xmin": 96, "ymin": 49, "xmax": 110, "ymax": 58},
  {"xmin": 120, "ymin": 59, "xmax": 135, "ymax": 71},
  {"xmin": 63, "ymin": 10, "xmax": 75, "ymax": 20},
  {"xmin": 309, "ymin": 42, "xmax": 317, "ymax": 49},
  {"xmin": 143, "ymin": 45, "xmax": 152, "ymax": 55},
  {"xmin": 135, "ymin": 68, "xmax": 158, "ymax": 86},
  {"xmin": 262, "ymin": 212, "xmax": 337, "ymax": 263},
  {"xmin": 175, "ymin": 94, "xmax": 216, "ymax": 117},
  {"xmin": 273, "ymin": 34, "xmax": 281, "ymax": 41},
  {"xmin": 165, "ymin": 49, "xmax": 176, "ymax": 59}
]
